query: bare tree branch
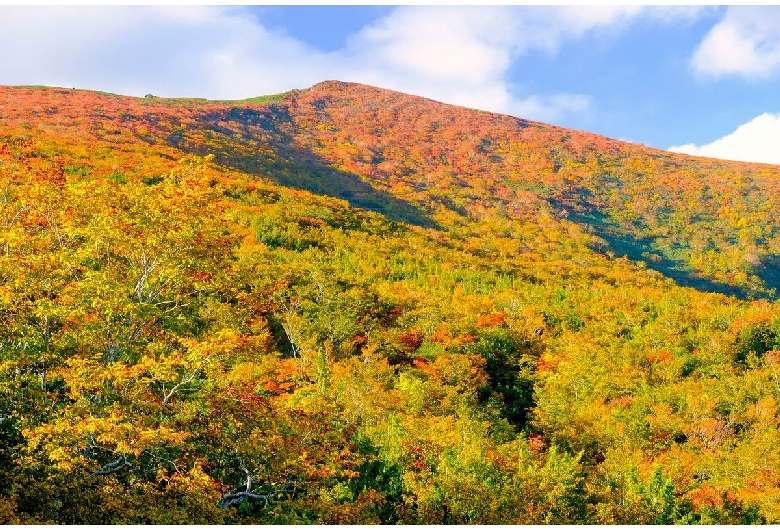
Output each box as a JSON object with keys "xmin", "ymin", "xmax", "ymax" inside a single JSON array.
[
  {"xmin": 92, "ymin": 455, "xmax": 132, "ymax": 476},
  {"xmin": 218, "ymin": 459, "xmax": 298, "ymax": 509},
  {"xmin": 161, "ymin": 368, "xmax": 200, "ymax": 407}
]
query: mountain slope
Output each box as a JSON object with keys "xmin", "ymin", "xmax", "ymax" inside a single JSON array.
[
  {"xmin": 0, "ymin": 82, "xmax": 780, "ymax": 523},
  {"xmin": 6, "ymin": 82, "xmax": 780, "ymax": 296},
  {"xmin": 239, "ymin": 81, "xmax": 780, "ymax": 298}
]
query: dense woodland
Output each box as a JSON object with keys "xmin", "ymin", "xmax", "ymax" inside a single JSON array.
[{"xmin": 1, "ymin": 81, "xmax": 780, "ymax": 523}]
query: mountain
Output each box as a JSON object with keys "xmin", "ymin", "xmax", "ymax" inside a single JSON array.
[{"xmin": 1, "ymin": 81, "xmax": 779, "ymax": 523}]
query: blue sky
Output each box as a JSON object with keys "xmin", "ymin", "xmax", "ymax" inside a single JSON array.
[{"xmin": 1, "ymin": 5, "xmax": 780, "ymax": 164}]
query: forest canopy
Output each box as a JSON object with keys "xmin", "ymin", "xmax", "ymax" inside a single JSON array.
[{"xmin": 0, "ymin": 82, "xmax": 779, "ymax": 524}]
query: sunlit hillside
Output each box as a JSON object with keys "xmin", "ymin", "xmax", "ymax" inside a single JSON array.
[{"xmin": 1, "ymin": 82, "xmax": 779, "ymax": 523}]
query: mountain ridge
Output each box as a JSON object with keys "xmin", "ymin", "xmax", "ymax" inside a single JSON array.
[{"xmin": 9, "ymin": 80, "xmax": 777, "ymax": 166}]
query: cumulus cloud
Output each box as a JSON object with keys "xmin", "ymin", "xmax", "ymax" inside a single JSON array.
[
  {"xmin": 337, "ymin": 5, "xmax": 702, "ymax": 121},
  {"xmin": 0, "ymin": 5, "xmax": 702, "ymax": 122},
  {"xmin": 668, "ymin": 113, "xmax": 780, "ymax": 165},
  {"xmin": 692, "ymin": 6, "xmax": 780, "ymax": 78},
  {"xmin": 0, "ymin": 6, "xmax": 332, "ymax": 98},
  {"xmin": 342, "ymin": 5, "xmax": 705, "ymax": 121}
]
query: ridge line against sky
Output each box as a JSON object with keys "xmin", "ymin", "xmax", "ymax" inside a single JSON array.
[{"xmin": 1, "ymin": 5, "xmax": 779, "ymax": 165}]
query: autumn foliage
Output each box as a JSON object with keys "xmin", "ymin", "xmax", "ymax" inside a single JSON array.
[{"xmin": 0, "ymin": 82, "xmax": 779, "ymax": 523}]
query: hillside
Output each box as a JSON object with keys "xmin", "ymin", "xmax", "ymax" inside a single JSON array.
[{"xmin": 1, "ymin": 82, "xmax": 780, "ymax": 523}]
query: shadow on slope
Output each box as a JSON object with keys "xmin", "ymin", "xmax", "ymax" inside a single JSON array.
[
  {"xmin": 171, "ymin": 104, "xmax": 439, "ymax": 230},
  {"xmin": 560, "ymin": 204, "xmax": 765, "ymax": 299},
  {"xmin": 754, "ymin": 256, "xmax": 780, "ymax": 300}
]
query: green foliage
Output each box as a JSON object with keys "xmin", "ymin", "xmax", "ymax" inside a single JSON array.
[
  {"xmin": 735, "ymin": 319, "xmax": 780, "ymax": 365},
  {"xmin": 472, "ymin": 329, "xmax": 538, "ymax": 426}
]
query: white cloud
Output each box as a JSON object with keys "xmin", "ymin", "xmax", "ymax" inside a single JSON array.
[
  {"xmin": 337, "ymin": 5, "xmax": 704, "ymax": 121},
  {"xmin": 349, "ymin": 7, "xmax": 517, "ymax": 83},
  {"xmin": 668, "ymin": 113, "xmax": 780, "ymax": 165},
  {"xmin": 0, "ymin": 6, "xmax": 703, "ymax": 123},
  {"xmin": 692, "ymin": 6, "xmax": 780, "ymax": 78},
  {"xmin": 511, "ymin": 94, "xmax": 592, "ymax": 123},
  {"xmin": 0, "ymin": 6, "xmax": 331, "ymax": 98}
]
